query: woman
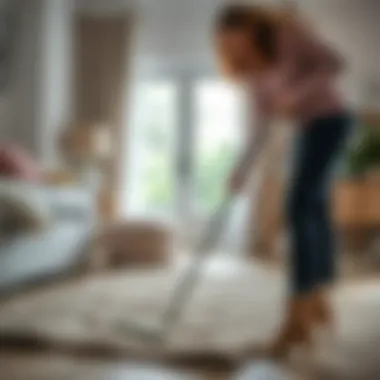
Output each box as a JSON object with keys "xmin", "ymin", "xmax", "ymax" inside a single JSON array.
[{"xmin": 215, "ymin": 4, "xmax": 351, "ymax": 357}]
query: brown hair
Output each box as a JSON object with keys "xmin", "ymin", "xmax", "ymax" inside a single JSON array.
[{"xmin": 215, "ymin": 4, "xmax": 279, "ymax": 67}]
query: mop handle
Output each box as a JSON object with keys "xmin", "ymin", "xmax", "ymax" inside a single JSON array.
[
  {"xmin": 161, "ymin": 197, "xmax": 233, "ymax": 333},
  {"xmin": 194, "ymin": 197, "xmax": 233, "ymax": 251}
]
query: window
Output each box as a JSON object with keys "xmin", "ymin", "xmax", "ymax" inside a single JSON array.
[
  {"xmin": 125, "ymin": 77, "xmax": 244, "ymax": 230},
  {"xmin": 193, "ymin": 79, "xmax": 244, "ymax": 214},
  {"xmin": 127, "ymin": 81, "xmax": 177, "ymax": 217}
]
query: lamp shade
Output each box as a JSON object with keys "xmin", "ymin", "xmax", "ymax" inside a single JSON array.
[{"xmin": 59, "ymin": 122, "xmax": 112, "ymax": 166}]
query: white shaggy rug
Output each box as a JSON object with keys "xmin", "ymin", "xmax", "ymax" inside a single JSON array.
[{"xmin": 1, "ymin": 256, "xmax": 380, "ymax": 374}]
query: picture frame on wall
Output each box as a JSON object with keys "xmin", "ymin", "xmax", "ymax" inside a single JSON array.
[{"xmin": 0, "ymin": 0, "xmax": 18, "ymax": 92}]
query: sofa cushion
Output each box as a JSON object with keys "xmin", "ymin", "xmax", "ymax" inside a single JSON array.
[
  {"xmin": 42, "ymin": 186, "xmax": 95, "ymax": 222},
  {"xmin": 0, "ymin": 180, "xmax": 49, "ymax": 240},
  {"xmin": 0, "ymin": 223, "xmax": 92, "ymax": 291}
]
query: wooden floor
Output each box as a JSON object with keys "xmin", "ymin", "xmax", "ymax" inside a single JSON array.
[
  {"xmin": 0, "ymin": 353, "xmax": 217, "ymax": 380},
  {"xmin": 3, "ymin": 351, "xmax": 380, "ymax": 380},
  {"xmin": 0, "ymin": 353, "xmax": 303, "ymax": 380}
]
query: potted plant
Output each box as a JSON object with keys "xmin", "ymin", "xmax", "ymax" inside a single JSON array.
[
  {"xmin": 345, "ymin": 126, "xmax": 380, "ymax": 180},
  {"xmin": 335, "ymin": 122, "xmax": 380, "ymax": 252}
]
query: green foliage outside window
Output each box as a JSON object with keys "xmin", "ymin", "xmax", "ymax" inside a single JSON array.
[{"xmin": 141, "ymin": 120, "xmax": 235, "ymax": 212}]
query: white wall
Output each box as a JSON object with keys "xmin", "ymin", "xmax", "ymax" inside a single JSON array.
[
  {"xmin": 39, "ymin": 0, "xmax": 74, "ymax": 167},
  {"xmin": 1, "ymin": 0, "xmax": 43, "ymax": 154},
  {"xmin": 0, "ymin": 0, "xmax": 73, "ymax": 165},
  {"xmin": 132, "ymin": 0, "xmax": 226, "ymax": 75},
  {"xmin": 0, "ymin": 96, "xmax": 10, "ymax": 136},
  {"xmin": 299, "ymin": 0, "xmax": 380, "ymax": 108},
  {"xmin": 76, "ymin": 0, "xmax": 135, "ymax": 13}
]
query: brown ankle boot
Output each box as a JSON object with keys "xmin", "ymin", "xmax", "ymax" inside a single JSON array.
[
  {"xmin": 311, "ymin": 289, "xmax": 333, "ymax": 328},
  {"xmin": 268, "ymin": 295, "xmax": 313, "ymax": 358}
]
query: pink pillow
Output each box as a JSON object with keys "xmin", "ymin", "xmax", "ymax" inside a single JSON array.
[{"xmin": 0, "ymin": 144, "xmax": 41, "ymax": 182}]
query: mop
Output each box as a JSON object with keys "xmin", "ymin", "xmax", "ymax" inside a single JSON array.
[
  {"xmin": 115, "ymin": 124, "xmax": 271, "ymax": 344},
  {"xmin": 115, "ymin": 196, "xmax": 234, "ymax": 344}
]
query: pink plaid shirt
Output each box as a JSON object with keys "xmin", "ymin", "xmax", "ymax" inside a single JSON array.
[{"xmin": 252, "ymin": 19, "xmax": 345, "ymax": 126}]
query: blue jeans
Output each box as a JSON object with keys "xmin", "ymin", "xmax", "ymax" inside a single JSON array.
[{"xmin": 287, "ymin": 112, "xmax": 352, "ymax": 294}]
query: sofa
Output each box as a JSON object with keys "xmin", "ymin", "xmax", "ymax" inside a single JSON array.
[{"xmin": 0, "ymin": 181, "xmax": 96, "ymax": 293}]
